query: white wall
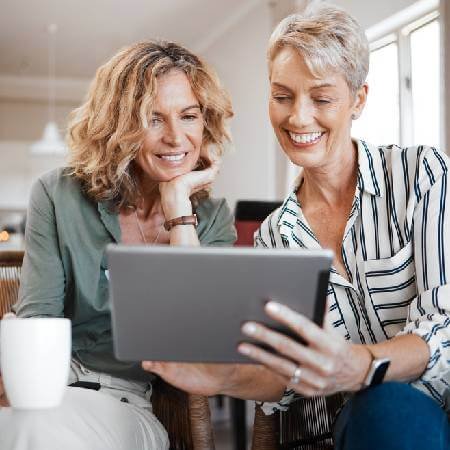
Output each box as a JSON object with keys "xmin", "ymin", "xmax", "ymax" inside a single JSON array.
[
  {"xmin": 203, "ymin": 1, "xmax": 275, "ymax": 207},
  {"xmin": 0, "ymin": 100, "xmax": 76, "ymax": 210},
  {"xmin": 0, "ymin": 0, "xmax": 446, "ymax": 212},
  {"xmin": 334, "ymin": 0, "xmax": 421, "ymax": 27}
]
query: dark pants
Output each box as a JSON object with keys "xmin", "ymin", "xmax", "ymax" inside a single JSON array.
[{"xmin": 333, "ymin": 382, "xmax": 450, "ymax": 450}]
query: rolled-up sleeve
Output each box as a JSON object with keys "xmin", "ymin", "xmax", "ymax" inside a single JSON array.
[
  {"xmin": 398, "ymin": 149, "xmax": 450, "ymax": 382},
  {"xmin": 14, "ymin": 178, "xmax": 65, "ymax": 317}
]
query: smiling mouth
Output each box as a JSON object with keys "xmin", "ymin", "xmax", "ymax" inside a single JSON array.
[
  {"xmin": 287, "ymin": 131, "xmax": 325, "ymax": 145},
  {"xmin": 156, "ymin": 152, "xmax": 188, "ymax": 162}
]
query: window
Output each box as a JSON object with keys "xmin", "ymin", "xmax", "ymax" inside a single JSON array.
[
  {"xmin": 352, "ymin": 37, "xmax": 400, "ymax": 146},
  {"xmin": 352, "ymin": 10, "xmax": 441, "ymax": 149},
  {"xmin": 410, "ymin": 18, "xmax": 440, "ymax": 147}
]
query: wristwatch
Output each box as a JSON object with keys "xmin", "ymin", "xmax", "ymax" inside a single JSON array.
[
  {"xmin": 363, "ymin": 348, "xmax": 390, "ymax": 387},
  {"xmin": 164, "ymin": 214, "xmax": 198, "ymax": 231}
]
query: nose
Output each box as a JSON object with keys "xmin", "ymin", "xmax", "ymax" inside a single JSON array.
[
  {"xmin": 162, "ymin": 118, "xmax": 183, "ymax": 147},
  {"xmin": 288, "ymin": 99, "xmax": 314, "ymax": 129}
]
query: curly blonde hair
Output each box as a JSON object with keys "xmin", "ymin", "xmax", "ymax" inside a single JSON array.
[{"xmin": 67, "ymin": 40, "xmax": 233, "ymax": 209}]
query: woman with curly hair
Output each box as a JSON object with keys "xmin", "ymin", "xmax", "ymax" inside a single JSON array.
[{"xmin": 0, "ymin": 40, "xmax": 235, "ymax": 449}]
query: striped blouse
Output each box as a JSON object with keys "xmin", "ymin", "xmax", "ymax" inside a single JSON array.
[{"xmin": 256, "ymin": 140, "xmax": 450, "ymax": 413}]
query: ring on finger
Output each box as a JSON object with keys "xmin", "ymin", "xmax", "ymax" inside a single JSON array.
[{"xmin": 290, "ymin": 365, "xmax": 302, "ymax": 385}]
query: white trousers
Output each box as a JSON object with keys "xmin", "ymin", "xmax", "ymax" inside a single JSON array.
[{"xmin": 0, "ymin": 359, "xmax": 169, "ymax": 450}]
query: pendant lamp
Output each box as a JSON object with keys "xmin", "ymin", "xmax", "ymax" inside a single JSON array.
[{"xmin": 30, "ymin": 24, "xmax": 66, "ymax": 155}]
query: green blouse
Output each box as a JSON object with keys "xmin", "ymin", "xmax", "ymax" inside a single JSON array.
[{"xmin": 15, "ymin": 168, "xmax": 237, "ymax": 381}]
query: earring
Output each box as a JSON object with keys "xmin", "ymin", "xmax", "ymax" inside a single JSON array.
[{"xmin": 351, "ymin": 113, "xmax": 357, "ymax": 120}]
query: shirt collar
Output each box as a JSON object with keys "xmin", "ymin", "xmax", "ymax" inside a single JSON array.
[
  {"xmin": 277, "ymin": 188, "xmax": 301, "ymax": 229},
  {"xmin": 356, "ymin": 139, "xmax": 385, "ymax": 198},
  {"xmin": 97, "ymin": 200, "xmax": 121, "ymax": 243}
]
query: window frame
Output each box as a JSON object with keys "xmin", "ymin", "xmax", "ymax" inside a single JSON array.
[{"xmin": 368, "ymin": 9, "xmax": 440, "ymax": 147}]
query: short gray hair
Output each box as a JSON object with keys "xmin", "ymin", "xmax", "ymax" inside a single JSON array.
[{"xmin": 268, "ymin": 2, "xmax": 369, "ymax": 94}]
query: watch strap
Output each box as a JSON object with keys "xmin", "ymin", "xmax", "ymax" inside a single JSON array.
[
  {"xmin": 164, "ymin": 214, "xmax": 198, "ymax": 231},
  {"xmin": 363, "ymin": 347, "xmax": 390, "ymax": 387}
]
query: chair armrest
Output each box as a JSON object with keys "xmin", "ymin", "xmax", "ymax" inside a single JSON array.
[
  {"xmin": 152, "ymin": 377, "xmax": 215, "ymax": 450},
  {"xmin": 251, "ymin": 403, "xmax": 280, "ymax": 450}
]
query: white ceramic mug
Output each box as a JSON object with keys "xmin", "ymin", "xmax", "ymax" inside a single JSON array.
[{"xmin": 0, "ymin": 317, "xmax": 71, "ymax": 409}]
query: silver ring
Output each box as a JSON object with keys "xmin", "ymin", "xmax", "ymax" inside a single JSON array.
[{"xmin": 290, "ymin": 366, "xmax": 302, "ymax": 385}]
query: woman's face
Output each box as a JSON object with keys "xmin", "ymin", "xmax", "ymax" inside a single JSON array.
[
  {"xmin": 269, "ymin": 46, "xmax": 365, "ymax": 169},
  {"xmin": 136, "ymin": 70, "xmax": 204, "ymax": 182}
]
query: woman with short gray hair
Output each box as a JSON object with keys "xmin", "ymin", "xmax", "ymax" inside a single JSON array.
[{"xmin": 146, "ymin": 3, "xmax": 450, "ymax": 449}]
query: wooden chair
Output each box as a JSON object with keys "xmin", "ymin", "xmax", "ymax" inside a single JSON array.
[
  {"xmin": 0, "ymin": 250, "xmax": 214, "ymax": 450},
  {"xmin": 0, "ymin": 251, "xmax": 23, "ymax": 318},
  {"xmin": 251, "ymin": 385, "xmax": 345, "ymax": 449}
]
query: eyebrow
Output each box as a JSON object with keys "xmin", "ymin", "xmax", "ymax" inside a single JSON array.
[
  {"xmin": 271, "ymin": 81, "xmax": 337, "ymax": 91},
  {"xmin": 152, "ymin": 104, "xmax": 201, "ymax": 116}
]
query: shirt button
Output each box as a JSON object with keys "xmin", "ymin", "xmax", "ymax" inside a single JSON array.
[{"xmin": 120, "ymin": 397, "xmax": 129, "ymax": 403}]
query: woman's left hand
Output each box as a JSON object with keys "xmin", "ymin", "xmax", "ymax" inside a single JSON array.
[
  {"xmin": 142, "ymin": 361, "xmax": 236, "ymax": 396},
  {"xmin": 238, "ymin": 301, "xmax": 372, "ymax": 397},
  {"xmin": 159, "ymin": 158, "xmax": 220, "ymax": 219}
]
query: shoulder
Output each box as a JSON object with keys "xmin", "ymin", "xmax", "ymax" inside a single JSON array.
[
  {"xmin": 377, "ymin": 143, "xmax": 448, "ymax": 174},
  {"xmin": 196, "ymin": 197, "xmax": 236, "ymax": 246},
  {"xmin": 360, "ymin": 141, "xmax": 449, "ymax": 202},
  {"xmin": 32, "ymin": 167, "xmax": 91, "ymax": 206},
  {"xmin": 381, "ymin": 144, "xmax": 448, "ymax": 198},
  {"xmin": 28, "ymin": 168, "xmax": 98, "ymax": 226},
  {"xmin": 33, "ymin": 167, "xmax": 83, "ymax": 199}
]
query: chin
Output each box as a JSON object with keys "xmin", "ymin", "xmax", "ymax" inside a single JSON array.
[{"xmin": 155, "ymin": 165, "xmax": 196, "ymax": 182}]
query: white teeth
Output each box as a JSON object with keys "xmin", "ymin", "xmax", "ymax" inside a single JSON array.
[
  {"xmin": 289, "ymin": 131, "xmax": 323, "ymax": 144},
  {"xmin": 160, "ymin": 153, "xmax": 186, "ymax": 161}
]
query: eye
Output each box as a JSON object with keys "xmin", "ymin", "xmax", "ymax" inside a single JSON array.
[
  {"xmin": 272, "ymin": 94, "xmax": 292, "ymax": 103},
  {"xmin": 150, "ymin": 116, "xmax": 162, "ymax": 126},
  {"xmin": 182, "ymin": 114, "xmax": 199, "ymax": 121},
  {"xmin": 314, "ymin": 98, "xmax": 331, "ymax": 105}
]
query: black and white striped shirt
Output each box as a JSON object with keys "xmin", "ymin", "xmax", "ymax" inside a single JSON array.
[{"xmin": 256, "ymin": 140, "xmax": 450, "ymax": 413}]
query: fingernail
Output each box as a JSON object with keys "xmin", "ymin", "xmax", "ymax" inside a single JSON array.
[
  {"xmin": 142, "ymin": 361, "xmax": 153, "ymax": 370},
  {"xmin": 238, "ymin": 345, "xmax": 251, "ymax": 355},
  {"xmin": 242, "ymin": 322, "xmax": 257, "ymax": 335},
  {"xmin": 266, "ymin": 302, "xmax": 281, "ymax": 314}
]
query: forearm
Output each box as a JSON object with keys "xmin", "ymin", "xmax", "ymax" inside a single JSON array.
[
  {"xmin": 219, "ymin": 364, "xmax": 286, "ymax": 402},
  {"xmin": 162, "ymin": 188, "xmax": 200, "ymax": 247},
  {"xmin": 363, "ymin": 333, "xmax": 430, "ymax": 383},
  {"xmin": 169, "ymin": 224, "xmax": 200, "ymax": 246}
]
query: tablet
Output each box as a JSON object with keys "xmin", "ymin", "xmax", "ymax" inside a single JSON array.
[{"xmin": 107, "ymin": 245, "xmax": 332, "ymax": 363}]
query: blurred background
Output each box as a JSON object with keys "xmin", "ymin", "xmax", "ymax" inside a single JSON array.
[
  {"xmin": 0, "ymin": 0, "xmax": 449, "ymax": 447},
  {"xmin": 1, "ymin": 0, "xmax": 449, "ymax": 251}
]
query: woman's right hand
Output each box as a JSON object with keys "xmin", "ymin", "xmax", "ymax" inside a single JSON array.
[
  {"xmin": 0, "ymin": 376, "xmax": 9, "ymax": 407},
  {"xmin": 159, "ymin": 158, "xmax": 220, "ymax": 220}
]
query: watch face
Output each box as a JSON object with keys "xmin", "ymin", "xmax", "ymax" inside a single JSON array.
[{"xmin": 370, "ymin": 359, "xmax": 390, "ymax": 386}]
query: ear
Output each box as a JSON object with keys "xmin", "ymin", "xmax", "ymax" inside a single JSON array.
[{"xmin": 351, "ymin": 83, "xmax": 368, "ymax": 120}]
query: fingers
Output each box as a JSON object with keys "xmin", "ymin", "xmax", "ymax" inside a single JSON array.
[
  {"xmin": 237, "ymin": 342, "xmax": 329, "ymax": 394},
  {"xmin": 241, "ymin": 322, "xmax": 332, "ymax": 375},
  {"xmin": 142, "ymin": 361, "xmax": 166, "ymax": 375},
  {"xmin": 264, "ymin": 302, "xmax": 340, "ymax": 354}
]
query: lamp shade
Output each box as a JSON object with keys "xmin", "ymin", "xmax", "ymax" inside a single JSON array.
[{"xmin": 30, "ymin": 121, "xmax": 66, "ymax": 155}]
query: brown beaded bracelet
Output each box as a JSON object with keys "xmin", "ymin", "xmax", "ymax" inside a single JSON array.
[{"xmin": 164, "ymin": 214, "xmax": 198, "ymax": 231}]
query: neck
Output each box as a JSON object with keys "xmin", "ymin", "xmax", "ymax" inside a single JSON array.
[
  {"xmin": 300, "ymin": 138, "xmax": 358, "ymax": 208},
  {"xmin": 134, "ymin": 167, "xmax": 161, "ymax": 218}
]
